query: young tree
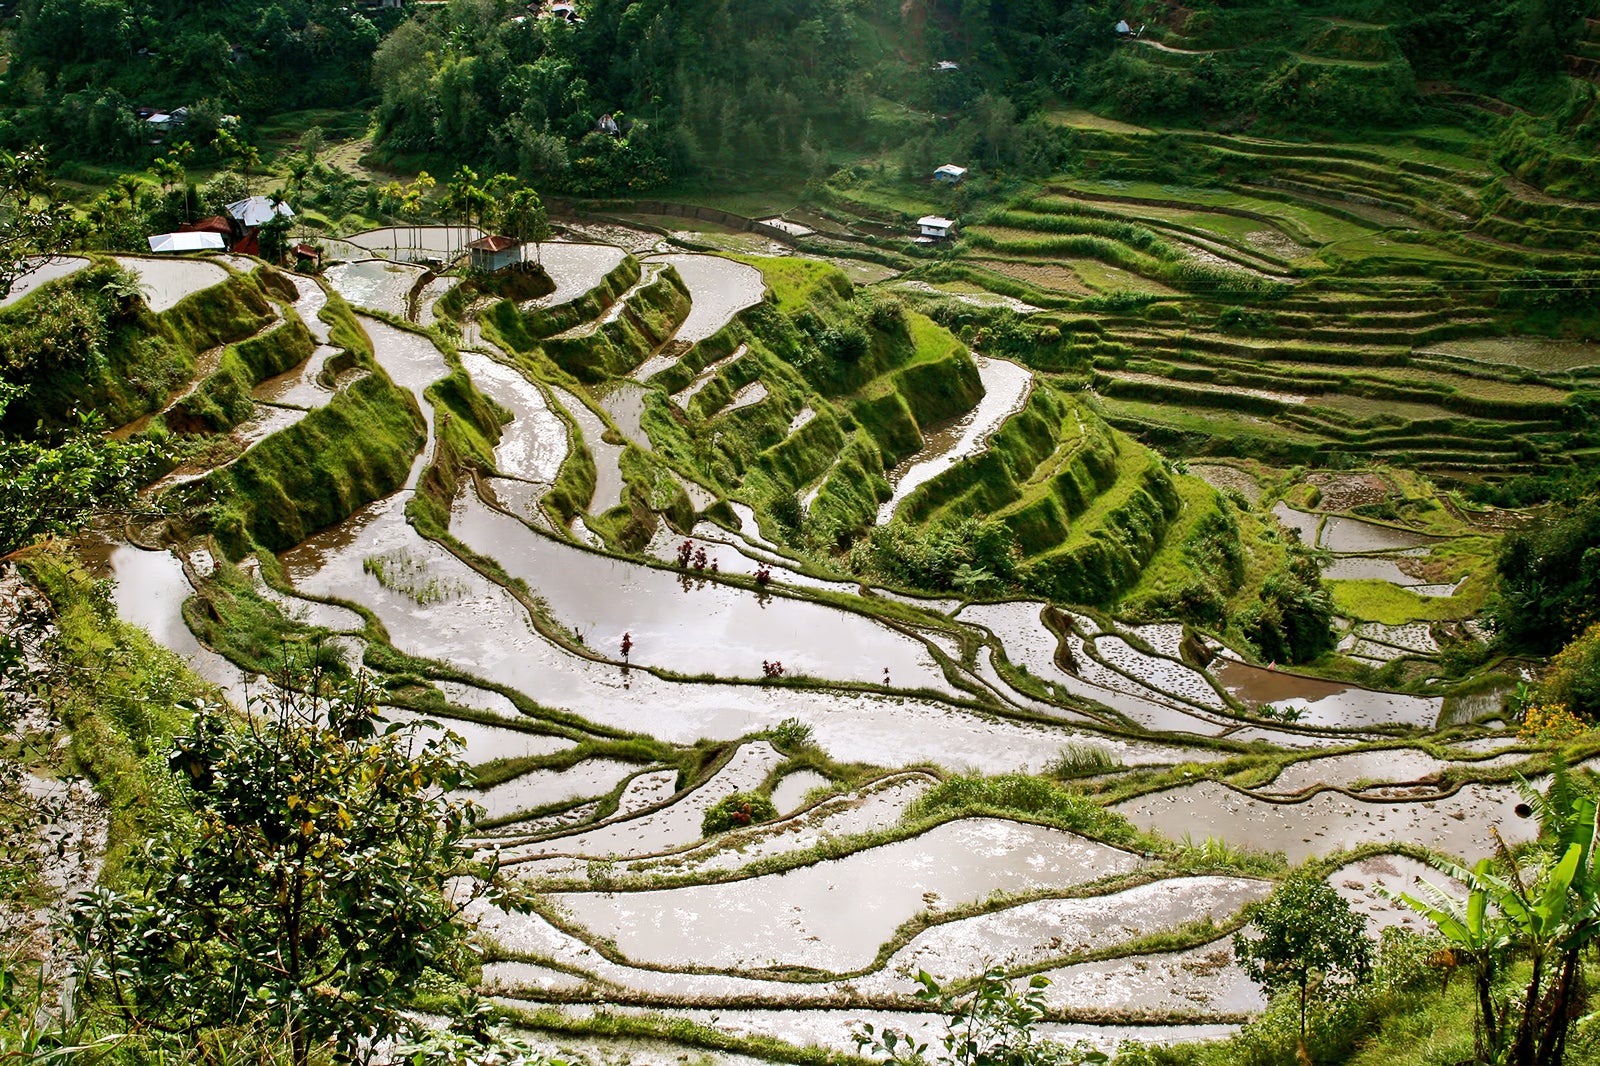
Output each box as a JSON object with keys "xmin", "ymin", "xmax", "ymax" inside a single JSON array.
[
  {"xmin": 856, "ymin": 969, "xmax": 1108, "ymax": 1066},
  {"xmin": 70, "ymin": 664, "xmax": 513, "ymax": 1065},
  {"xmin": 502, "ymin": 187, "xmax": 550, "ymax": 264},
  {"xmin": 1233, "ymin": 874, "xmax": 1373, "ymax": 1048},
  {"xmin": 0, "ymin": 383, "xmax": 161, "ymax": 558},
  {"xmin": 0, "ymin": 147, "xmax": 73, "ymax": 299}
]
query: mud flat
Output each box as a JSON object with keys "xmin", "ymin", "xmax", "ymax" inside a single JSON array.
[{"xmin": 1213, "ymin": 659, "xmax": 1441, "ymax": 730}]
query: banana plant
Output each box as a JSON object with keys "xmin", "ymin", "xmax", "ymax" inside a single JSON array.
[{"xmin": 1383, "ymin": 772, "xmax": 1600, "ymax": 1065}]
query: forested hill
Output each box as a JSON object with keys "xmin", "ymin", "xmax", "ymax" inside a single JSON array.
[{"xmin": 2, "ymin": 0, "xmax": 1598, "ymax": 191}]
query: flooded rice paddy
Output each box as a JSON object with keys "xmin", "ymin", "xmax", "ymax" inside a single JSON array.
[
  {"xmin": 112, "ymin": 256, "xmax": 229, "ymax": 312},
  {"xmin": 83, "ymin": 224, "xmax": 1539, "ymax": 1058},
  {"xmin": 876, "ymin": 356, "xmax": 1033, "ymax": 524},
  {"xmin": 0, "ymin": 255, "xmax": 89, "ymax": 307}
]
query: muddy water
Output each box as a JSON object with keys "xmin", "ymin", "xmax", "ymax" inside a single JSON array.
[
  {"xmin": 461, "ymin": 352, "xmax": 568, "ymax": 483},
  {"xmin": 282, "ymin": 273, "xmax": 332, "ymax": 342},
  {"xmin": 859, "ymin": 876, "xmax": 1269, "ymax": 991},
  {"xmin": 620, "ymin": 774, "xmax": 937, "ymax": 879},
  {"xmin": 343, "ymin": 225, "xmax": 482, "ymax": 262},
  {"xmin": 626, "ymin": 1007, "xmax": 1237, "ymax": 1058},
  {"xmin": 480, "ymin": 478, "xmax": 552, "ymax": 526},
  {"xmin": 1320, "ymin": 515, "xmax": 1443, "ymax": 553},
  {"xmin": 876, "ymin": 356, "xmax": 1033, "ymax": 524},
  {"xmin": 1269, "ymin": 502, "xmax": 1320, "ymax": 544},
  {"xmin": 1213, "ymin": 659, "xmax": 1440, "ymax": 730},
  {"xmin": 644, "ymin": 526, "xmax": 858, "ymax": 595},
  {"xmin": 717, "ymin": 381, "xmax": 769, "ymax": 414},
  {"xmin": 1093, "ymin": 635, "xmax": 1226, "ymax": 709},
  {"xmin": 105, "ymin": 544, "xmax": 251, "ymax": 706},
  {"xmin": 503, "ymin": 742, "xmax": 785, "ymax": 864},
  {"xmin": 770, "ymin": 769, "xmax": 831, "ymax": 813},
  {"xmin": 1259, "ymin": 748, "xmax": 1526, "ymax": 795},
  {"xmin": 325, "ymin": 260, "xmax": 427, "ymax": 317},
  {"xmin": 252, "ymin": 346, "xmax": 341, "ymax": 408},
  {"xmin": 112, "ymin": 256, "xmax": 229, "ymax": 312},
  {"xmin": 1037, "ymin": 940, "xmax": 1261, "ymax": 1015},
  {"xmin": 525, "ymin": 242, "xmax": 629, "ymax": 308},
  {"xmin": 281, "ymin": 491, "xmax": 1080, "ymax": 771},
  {"xmin": 467, "ymin": 758, "xmax": 642, "ymax": 820},
  {"xmin": 378, "ymin": 707, "xmax": 575, "ymax": 766},
  {"xmin": 359, "ymin": 315, "xmax": 447, "ymax": 487},
  {"xmin": 1320, "ymin": 555, "xmax": 1444, "ymax": 585},
  {"xmin": 550, "ymin": 818, "xmax": 1141, "ymax": 971},
  {"xmin": 1329, "ymin": 853, "xmax": 1463, "ymax": 935},
  {"xmin": 643, "ymin": 254, "xmax": 764, "ymax": 343},
  {"xmin": 1113, "ymin": 779, "xmax": 1538, "ymax": 863},
  {"xmin": 591, "ymin": 380, "xmax": 651, "ymax": 447},
  {"xmin": 450, "ymin": 491, "xmax": 952, "ymax": 689},
  {"xmin": 1440, "ymin": 684, "xmax": 1513, "ymax": 727},
  {"xmin": 550, "ymin": 385, "xmax": 623, "ymax": 512},
  {"xmin": 0, "ymin": 256, "xmax": 89, "ymax": 307},
  {"xmin": 615, "ymin": 769, "xmax": 681, "ymax": 815}
]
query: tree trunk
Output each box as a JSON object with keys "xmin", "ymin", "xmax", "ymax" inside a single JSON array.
[{"xmin": 1535, "ymin": 950, "xmax": 1581, "ymax": 1066}]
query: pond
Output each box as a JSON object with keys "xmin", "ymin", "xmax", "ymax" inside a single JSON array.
[
  {"xmin": 325, "ymin": 260, "xmax": 426, "ymax": 317},
  {"xmin": 1213, "ymin": 659, "xmax": 1441, "ymax": 730}
]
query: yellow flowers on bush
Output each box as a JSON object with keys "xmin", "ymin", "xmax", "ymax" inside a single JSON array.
[{"xmin": 1519, "ymin": 701, "xmax": 1590, "ymax": 743}]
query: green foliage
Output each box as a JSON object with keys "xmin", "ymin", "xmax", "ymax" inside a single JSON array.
[
  {"xmin": 1539, "ymin": 622, "xmax": 1600, "ymax": 720},
  {"xmin": 1383, "ymin": 769, "xmax": 1600, "ymax": 1065},
  {"xmin": 1490, "ymin": 493, "xmax": 1600, "ymax": 654},
  {"xmin": 850, "ymin": 517, "xmax": 1020, "ymax": 594},
  {"xmin": 0, "ymin": 381, "xmax": 161, "ymax": 556},
  {"xmin": 1043, "ymin": 743, "xmax": 1120, "ymax": 780},
  {"xmin": 856, "ymin": 969, "xmax": 1107, "ymax": 1066},
  {"xmin": 0, "ymin": 147, "xmax": 72, "ymax": 298},
  {"xmin": 70, "ymin": 666, "xmax": 506, "ymax": 1066},
  {"xmin": 1233, "ymin": 874, "xmax": 1374, "ymax": 1044},
  {"xmin": 701, "ymin": 791, "xmax": 778, "ymax": 835},
  {"xmin": 759, "ymin": 716, "xmax": 816, "ymax": 753},
  {"xmin": 907, "ymin": 773, "xmax": 1141, "ymax": 848},
  {"xmin": 1236, "ymin": 547, "xmax": 1336, "ymax": 665}
]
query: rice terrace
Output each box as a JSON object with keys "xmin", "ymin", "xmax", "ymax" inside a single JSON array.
[{"xmin": 5, "ymin": 0, "xmax": 1600, "ymax": 1063}]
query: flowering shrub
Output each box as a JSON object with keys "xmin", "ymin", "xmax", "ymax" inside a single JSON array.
[
  {"xmin": 701, "ymin": 792, "xmax": 777, "ymax": 835},
  {"xmin": 1519, "ymin": 701, "xmax": 1589, "ymax": 743}
]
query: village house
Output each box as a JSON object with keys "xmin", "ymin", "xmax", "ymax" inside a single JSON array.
[
  {"xmin": 917, "ymin": 215, "xmax": 955, "ymax": 239},
  {"xmin": 934, "ymin": 164, "xmax": 967, "ymax": 184},
  {"xmin": 468, "ymin": 234, "xmax": 523, "ymax": 272}
]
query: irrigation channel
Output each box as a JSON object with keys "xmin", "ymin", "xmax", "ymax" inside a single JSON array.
[{"xmin": 81, "ymin": 230, "xmax": 1539, "ymax": 1060}]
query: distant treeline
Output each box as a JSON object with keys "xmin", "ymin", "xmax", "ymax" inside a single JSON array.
[{"xmin": 1, "ymin": 0, "xmax": 1594, "ymax": 185}]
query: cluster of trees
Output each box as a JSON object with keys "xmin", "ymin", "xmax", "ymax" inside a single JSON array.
[{"xmin": 0, "ymin": 0, "xmax": 392, "ymax": 155}]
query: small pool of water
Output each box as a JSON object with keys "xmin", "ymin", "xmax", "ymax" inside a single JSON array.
[
  {"xmin": 0, "ymin": 256, "xmax": 89, "ymax": 307},
  {"xmin": 1213, "ymin": 659, "xmax": 1440, "ymax": 730}
]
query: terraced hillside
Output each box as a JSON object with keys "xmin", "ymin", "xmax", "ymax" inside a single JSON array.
[
  {"xmin": 809, "ymin": 112, "xmax": 1600, "ymax": 485},
  {"xmin": 2, "ymin": 189, "xmax": 1585, "ymax": 1062}
]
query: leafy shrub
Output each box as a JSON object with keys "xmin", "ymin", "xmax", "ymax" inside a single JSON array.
[
  {"xmin": 906, "ymin": 773, "xmax": 1140, "ymax": 846},
  {"xmin": 701, "ymin": 792, "xmax": 778, "ymax": 834},
  {"xmin": 1044, "ymin": 744, "xmax": 1119, "ymax": 779},
  {"xmin": 760, "ymin": 717, "xmax": 815, "ymax": 752},
  {"xmin": 1538, "ymin": 622, "xmax": 1600, "ymax": 720}
]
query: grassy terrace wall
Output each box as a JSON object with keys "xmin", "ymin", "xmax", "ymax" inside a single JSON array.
[
  {"xmin": 484, "ymin": 255, "xmax": 642, "ymax": 348},
  {"xmin": 168, "ymin": 315, "xmax": 317, "ymax": 434},
  {"xmin": 171, "ymin": 292, "xmax": 427, "ymax": 557},
  {"xmin": 541, "ymin": 265, "xmax": 692, "ymax": 381},
  {"xmin": 0, "ymin": 262, "xmax": 285, "ymax": 431}
]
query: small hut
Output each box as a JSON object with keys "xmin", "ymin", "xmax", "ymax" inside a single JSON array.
[
  {"xmin": 917, "ymin": 216, "xmax": 955, "ymax": 239},
  {"xmin": 468, "ymin": 234, "xmax": 522, "ymax": 272},
  {"xmin": 934, "ymin": 164, "xmax": 967, "ymax": 184}
]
